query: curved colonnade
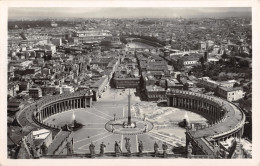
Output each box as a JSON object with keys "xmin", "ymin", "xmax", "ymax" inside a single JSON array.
[
  {"xmin": 166, "ymin": 89, "xmax": 245, "ymax": 156},
  {"xmin": 15, "ymin": 88, "xmax": 245, "ymax": 158},
  {"xmin": 16, "ymin": 90, "xmax": 93, "ymax": 131}
]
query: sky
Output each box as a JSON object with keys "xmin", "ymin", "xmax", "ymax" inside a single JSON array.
[{"xmin": 8, "ymin": 7, "xmax": 251, "ymax": 19}]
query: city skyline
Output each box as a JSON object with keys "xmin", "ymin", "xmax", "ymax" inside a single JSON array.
[
  {"xmin": 5, "ymin": 5, "xmax": 253, "ymax": 161},
  {"xmin": 9, "ymin": 7, "xmax": 251, "ymax": 19}
]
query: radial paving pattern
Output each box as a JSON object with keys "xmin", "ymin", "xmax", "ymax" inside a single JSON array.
[
  {"xmin": 105, "ymin": 117, "xmax": 153, "ymax": 135},
  {"xmin": 44, "ymin": 88, "xmax": 209, "ymax": 154}
]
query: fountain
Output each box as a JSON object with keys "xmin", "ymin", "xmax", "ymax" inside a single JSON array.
[
  {"xmin": 62, "ymin": 111, "xmax": 84, "ymax": 131},
  {"xmin": 178, "ymin": 111, "xmax": 190, "ymax": 128},
  {"xmin": 71, "ymin": 111, "xmax": 76, "ymax": 127}
]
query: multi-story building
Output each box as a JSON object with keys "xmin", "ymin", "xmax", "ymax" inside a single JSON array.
[
  {"xmin": 217, "ymin": 87, "xmax": 245, "ymax": 101},
  {"xmin": 182, "ymin": 56, "xmax": 200, "ymax": 66},
  {"xmin": 51, "ymin": 38, "xmax": 62, "ymax": 46},
  {"xmin": 145, "ymin": 85, "xmax": 166, "ymax": 101},
  {"xmin": 197, "ymin": 77, "xmax": 219, "ymax": 91},
  {"xmin": 90, "ymin": 75, "xmax": 109, "ymax": 101},
  {"xmin": 142, "ymin": 73, "xmax": 157, "ymax": 87},
  {"xmin": 61, "ymin": 85, "xmax": 75, "ymax": 93},
  {"xmin": 14, "ymin": 67, "xmax": 41, "ymax": 76},
  {"xmin": 206, "ymin": 40, "xmax": 214, "ymax": 48},
  {"xmin": 219, "ymin": 80, "xmax": 236, "ymax": 88},
  {"xmin": 8, "ymin": 83, "xmax": 19, "ymax": 97},
  {"xmin": 36, "ymin": 44, "xmax": 56, "ymax": 55},
  {"xmin": 198, "ymin": 77, "xmax": 238, "ymax": 94},
  {"xmin": 29, "ymin": 88, "xmax": 42, "ymax": 99},
  {"xmin": 19, "ymin": 82, "xmax": 30, "ymax": 92},
  {"xmin": 71, "ymin": 30, "xmax": 112, "ymax": 43},
  {"xmin": 41, "ymin": 86, "xmax": 56, "ymax": 96},
  {"xmin": 198, "ymin": 41, "xmax": 207, "ymax": 50},
  {"xmin": 166, "ymin": 78, "xmax": 184, "ymax": 90},
  {"xmin": 114, "ymin": 77, "xmax": 140, "ymax": 89},
  {"xmin": 7, "ymin": 99, "xmax": 25, "ymax": 114}
]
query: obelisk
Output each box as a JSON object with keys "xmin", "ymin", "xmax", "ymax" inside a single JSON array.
[{"xmin": 128, "ymin": 90, "xmax": 131, "ymax": 125}]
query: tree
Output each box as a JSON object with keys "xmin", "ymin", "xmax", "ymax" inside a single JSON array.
[
  {"xmin": 239, "ymin": 60, "xmax": 249, "ymax": 68},
  {"xmin": 198, "ymin": 56, "xmax": 205, "ymax": 70},
  {"xmin": 221, "ymin": 51, "xmax": 229, "ymax": 61},
  {"xmin": 229, "ymin": 57, "xmax": 237, "ymax": 67},
  {"xmin": 190, "ymin": 65, "xmax": 203, "ymax": 78},
  {"xmin": 233, "ymin": 82, "xmax": 240, "ymax": 87},
  {"xmin": 172, "ymin": 59, "xmax": 184, "ymax": 71},
  {"xmin": 239, "ymin": 98, "xmax": 252, "ymax": 111},
  {"xmin": 218, "ymin": 59, "xmax": 224, "ymax": 65}
]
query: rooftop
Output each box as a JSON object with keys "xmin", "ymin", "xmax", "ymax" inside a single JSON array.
[
  {"xmin": 47, "ymin": 131, "xmax": 71, "ymax": 155},
  {"xmin": 146, "ymin": 85, "xmax": 165, "ymax": 91},
  {"xmin": 219, "ymin": 86, "xmax": 243, "ymax": 92},
  {"xmin": 32, "ymin": 129, "xmax": 51, "ymax": 140}
]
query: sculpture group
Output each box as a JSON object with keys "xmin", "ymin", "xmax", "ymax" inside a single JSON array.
[{"xmin": 88, "ymin": 139, "xmax": 169, "ymax": 158}]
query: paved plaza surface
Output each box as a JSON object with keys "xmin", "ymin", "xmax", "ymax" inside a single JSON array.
[{"xmin": 44, "ymin": 87, "xmax": 209, "ymax": 154}]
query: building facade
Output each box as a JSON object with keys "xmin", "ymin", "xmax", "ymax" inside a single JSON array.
[
  {"xmin": 145, "ymin": 85, "xmax": 166, "ymax": 101},
  {"xmin": 217, "ymin": 87, "xmax": 245, "ymax": 102}
]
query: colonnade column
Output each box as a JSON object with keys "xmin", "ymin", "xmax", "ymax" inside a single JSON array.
[
  {"xmin": 41, "ymin": 111, "xmax": 43, "ymax": 122},
  {"xmin": 39, "ymin": 111, "xmax": 41, "ymax": 122},
  {"xmin": 61, "ymin": 102, "xmax": 63, "ymax": 112},
  {"xmin": 51, "ymin": 106, "xmax": 53, "ymax": 115},
  {"xmin": 48, "ymin": 107, "xmax": 50, "ymax": 116},
  {"xmin": 38, "ymin": 111, "xmax": 41, "ymax": 122},
  {"xmin": 42, "ymin": 108, "xmax": 45, "ymax": 119},
  {"xmin": 58, "ymin": 103, "xmax": 61, "ymax": 113},
  {"xmin": 54, "ymin": 103, "xmax": 57, "ymax": 114},
  {"xmin": 173, "ymin": 96, "xmax": 176, "ymax": 107},
  {"xmin": 44, "ymin": 108, "xmax": 46, "ymax": 118},
  {"xmin": 63, "ymin": 101, "xmax": 66, "ymax": 111},
  {"xmin": 217, "ymin": 107, "xmax": 220, "ymax": 120},
  {"xmin": 80, "ymin": 98, "xmax": 82, "ymax": 108},
  {"xmin": 60, "ymin": 102, "xmax": 62, "ymax": 112},
  {"xmin": 68, "ymin": 100, "xmax": 71, "ymax": 110},
  {"xmin": 201, "ymin": 101, "xmax": 204, "ymax": 112},
  {"xmin": 84, "ymin": 97, "xmax": 87, "ymax": 108},
  {"xmin": 55, "ymin": 104, "xmax": 57, "ymax": 114}
]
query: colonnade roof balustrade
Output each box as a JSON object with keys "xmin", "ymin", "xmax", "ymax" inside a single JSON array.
[
  {"xmin": 36, "ymin": 90, "xmax": 93, "ymax": 109},
  {"xmin": 16, "ymin": 89, "xmax": 93, "ymax": 131},
  {"xmin": 166, "ymin": 89, "xmax": 245, "ymax": 140}
]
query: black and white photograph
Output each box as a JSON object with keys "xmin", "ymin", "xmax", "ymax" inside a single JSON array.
[{"xmin": 0, "ymin": 1, "xmax": 259, "ymax": 166}]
